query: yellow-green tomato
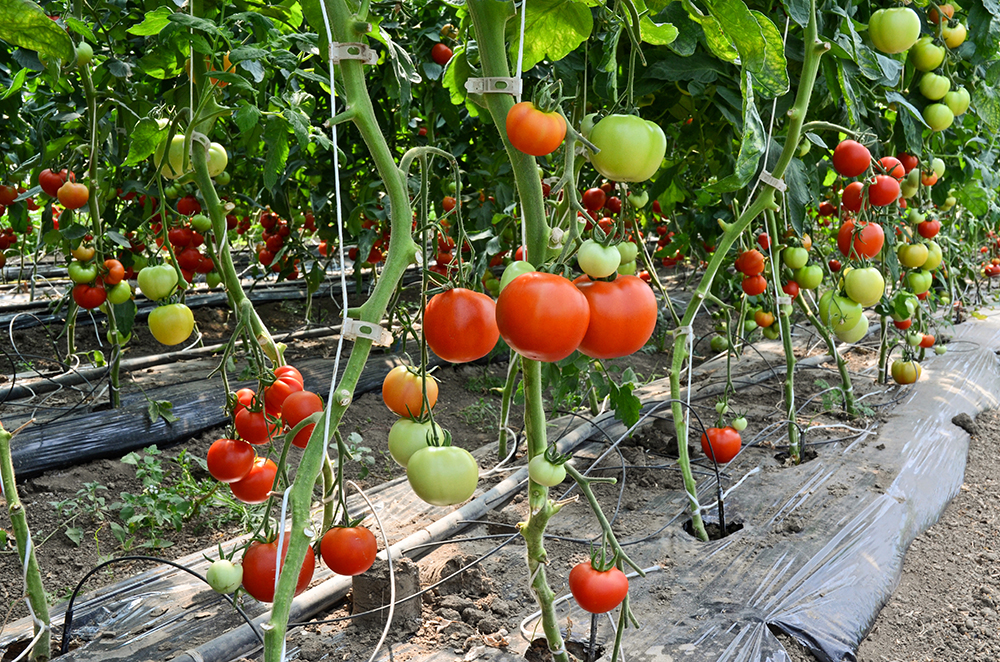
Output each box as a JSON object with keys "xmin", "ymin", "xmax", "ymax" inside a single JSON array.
[
  {"xmin": 137, "ymin": 264, "xmax": 179, "ymax": 301},
  {"xmin": 406, "ymin": 445, "xmax": 479, "ymax": 507},
  {"xmin": 923, "ymin": 241, "xmax": 943, "ymax": 270},
  {"xmin": 794, "ymin": 264, "xmax": 823, "ymax": 290},
  {"xmin": 499, "ymin": 261, "xmax": 534, "ymax": 291},
  {"xmin": 762, "ymin": 325, "xmax": 780, "ymax": 340},
  {"xmin": 931, "ymin": 158, "xmax": 946, "ymax": 177},
  {"xmin": 834, "ymin": 314, "xmax": 869, "ymax": 343},
  {"xmin": 207, "ymin": 142, "xmax": 228, "ymax": 177},
  {"xmin": 191, "ymin": 213, "xmax": 213, "ymax": 233},
  {"xmin": 388, "ymin": 418, "xmax": 443, "ymax": 467},
  {"xmin": 910, "ymin": 37, "xmax": 945, "ymax": 71},
  {"xmin": 206, "ymin": 559, "xmax": 243, "ymax": 594},
  {"xmin": 782, "ymin": 247, "xmax": 809, "ymax": 270},
  {"xmin": 897, "ymin": 243, "xmax": 929, "ymax": 269},
  {"xmin": 577, "ymin": 239, "xmax": 621, "ymax": 279},
  {"xmin": 616, "ymin": 241, "xmax": 639, "ymax": 264},
  {"xmin": 528, "ymin": 455, "xmax": 566, "ymax": 487},
  {"xmin": 845, "ymin": 267, "xmax": 885, "ymax": 307},
  {"xmin": 944, "ymin": 87, "xmax": 971, "ymax": 116},
  {"xmin": 907, "ymin": 269, "xmax": 933, "ymax": 294},
  {"xmin": 919, "ymin": 73, "xmax": 951, "ymax": 101},
  {"xmin": 923, "ymin": 104, "xmax": 955, "ymax": 132},
  {"xmin": 818, "ymin": 291, "xmax": 864, "ymax": 330},
  {"xmin": 148, "ymin": 303, "xmax": 195, "ymax": 345},
  {"xmin": 153, "ymin": 134, "xmax": 188, "ymax": 179},
  {"xmin": 106, "ymin": 281, "xmax": 132, "ymax": 305},
  {"xmin": 891, "ymin": 360, "xmax": 921, "ymax": 384},
  {"xmin": 627, "ymin": 191, "xmax": 649, "ymax": 208},
  {"xmin": 587, "ymin": 114, "xmax": 667, "ymax": 183},
  {"xmin": 617, "ymin": 260, "xmax": 637, "ymax": 276},
  {"xmin": 868, "ymin": 7, "xmax": 921, "ymax": 54},
  {"xmin": 934, "ymin": 345, "xmax": 947, "ymax": 355},
  {"xmin": 68, "ymin": 260, "xmax": 98, "ymax": 284}
]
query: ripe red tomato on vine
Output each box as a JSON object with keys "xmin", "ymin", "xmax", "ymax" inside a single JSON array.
[
  {"xmin": 568, "ymin": 561, "xmax": 629, "ymax": 614},
  {"xmin": 700, "ymin": 426, "xmax": 742, "ymax": 463},
  {"xmin": 423, "ymin": 288, "xmax": 500, "ymax": 363},
  {"xmin": 321, "ymin": 526, "xmax": 377, "ymax": 576},
  {"xmin": 505, "ymin": 102, "xmax": 567, "ymax": 157},
  {"xmin": 430, "ymin": 43, "xmax": 453, "ymax": 66},
  {"xmin": 832, "ymin": 140, "xmax": 871, "ymax": 177},
  {"xmin": 241, "ymin": 537, "xmax": 315, "ymax": 603}
]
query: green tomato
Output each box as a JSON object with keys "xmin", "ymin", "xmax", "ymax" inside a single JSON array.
[
  {"xmin": 901, "ymin": 168, "xmax": 921, "ymax": 199},
  {"xmin": 191, "ymin": 213, "xmax": 213, "ymax": 233},
  {"xmin": 844, "ymin": 267, "xmax": 885, "ymax": 307},
  {"xmin": 616, "ymin": 242, "xmax": 639, "ymax": 264},
  {"xmin": 215, "ymin": 170, "xmax": 232, "ymax": 186},
  {"xmin": 206, "ymin": 270, "xmax": 223, "ymax": 288},
  {"xmin": 68, "ymin": 260, "xmax": 98, "ymax": 284},
  {"xmin": 834, "ymin": 314, "xmax": 869, "ymax": 343},
  {"xmin": 388, "ymin": 418, "xmax": 444, "ymax": 467},
  {"xmin": 577, "ymin": 239, "xmax": 621, "ymax": 279},
  {"xmin": 818, "ymin": 291, "xmax": 863, "ymax": 331},
  {"xmin": 910, "ymin": 37, "xmax": 945, "ymax": 71},
  {"xmin": 617, "ymin": 260, "xmax": 637, "ymax": 276},
  {"xmin": 106, "ymin": 281, "xmax": 132, "ymax": 305},
  {"xmin": 500, "ymin": 261, "xmax": 535, "ymax": 291},
  {"xmin": 744, "ymin": 319, "xmax": 758, "ymax": 332},
  {"xmin": 944, "ymin": 88, "xmax": 971, "ymax": 117},
  {"xmin": 798, "ymin": 140, "xmax": 811, "ymax": 156},
  {"xmin": 710, "ymin": 335, "xmax": 729, "ymax": 352},
  {"xmin": 762, "ymin": 325, "xmax": 780, "ymax": 340},
  {"xmin": 132, "ymin": 254, "xmax": 148, "ymax": 271},
  {"xmin": 164, "ymin": 184, "xmax": 181, "ymax": 199},
  {"xmin": 868, "ymin": 7, "xmax": 921, "ymax": 54},
  {"xmin": 923, "ymin": 104, "xmax": 955, "ymax": 132},
  {"xmin": 930, "ymin": 157, "xmax": 946, "ymax": 178},
  {"xmin": 627, "ymin": 191, "xmax": 649, "ymax": 208},
  {"xmin": 148, "ymin": 303, "xmax": 195, "ymax": 346},
  {"xmin": 906, "ymin": 331, "xmax": 923, "ymax": 347},
  {"xmin": 934, "ymin": 345, "xmax": 947, "ymax": 355},
  {"xmin": 715, "ymin": 401, "xmax": 729, "ymax": 415},
  {"xmin": 406, "ymin": 445, "xmax": 479, "ymax": 506},
  {"xmin": 907, "ymin": 269, "xmax": 933, "ymax": 294},
  {"xmin": 908, "ymin": 209, "xmax": 925, "ymax": 225},
  {"xmin": 588, "ymin": 115, "xmax": 667, "ymax": 183},
  {"xmin": 75, "ymin": 42, "xmax": 94, "ymax": 67},
  {"xmin": 528, "ymin": 455, "xmax": 566, "ymax": 487},
  {"xmin": 922, "ymin": 241, "xmax": 943, "ymax": 270},
  {"xmin": 207, "ymin": 142, "xmax": 228, "ymax": 178},
  {"xmin": 206, "ymin": 559, "xmax": 243, "ymax": 594},
  {"xmin": 918, "ymin": 73, "xmax": 951, "ymax": 101},
  {"xmin": 732, "ymin": 416, "xmax": 748, "ymax": 432},
  {"xmin": 793, "ymin": 264, "xmax": 823, "ymax": 290},
  {"xmin": 897, "ymin": 243, "xmax": 929, "ymax": 269},
  {"xmin": 153, "ymin": 134, "xmax": 188, "ymax": 180},
  {"xmin": 782, "ymin": 247, "xmax": 809, "ymax": 270},
  {"xmin": 580, "ymin": 113, "xmax": 599, "ymax": 138},
  {"xmin": 891, "ymin": 359, "xmax": 921, "ymax": 384},
  {"xmin": 137, "ymin": 264, "xmax": 179, "ymax": 301}
]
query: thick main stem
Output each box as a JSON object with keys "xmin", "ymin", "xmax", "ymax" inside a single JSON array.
[
  {"xmin": 667, "ymin": 0, "xmax": 826, "ymax": 539},
  {"xmin": 0, "ymin": 425, "xmax": 51, "ymax": 662}
]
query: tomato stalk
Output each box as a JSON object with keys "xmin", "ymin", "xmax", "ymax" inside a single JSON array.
[
  {"xmin": 668, "ymin": 0, "xmax": 828, "ymax": 540},
  {"xmin": 764, "ymin": 209, "xmax": 800, "ymax": 462},
  {"xmin": 0, "ymin": 422, "xmax": 51, "ymax": 662}
]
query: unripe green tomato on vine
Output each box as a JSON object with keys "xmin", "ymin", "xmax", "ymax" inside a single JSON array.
[{"xmin": 587, "ymin": 115, "xmax": 667, "ymax": 183}]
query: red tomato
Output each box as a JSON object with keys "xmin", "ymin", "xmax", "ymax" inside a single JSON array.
[
  {"xmin": 878, "ymin": 156, "xmax": 905, "ymax": 180},
  {"xmin": 207, "ymin": 438, "xmax": 256, "ymax": 483},
  {"xmin": 919, "ymin": 334, "xmax": 935, "ymax": 348},
  {"xmin": 918, "ymin": 219, "xmax": 941, "ymax": 239},
  {"xmin": 700, "ymin": 426, "xmax": 742, "ymax": 463},
  {"xmin": 235, "ymin": 408, "xmax": 279, "ymax": 445},
  {"xmin": 757, "ymin": 233, "xmax": 770, "ymax": 250},
  {"xmin": 0, "ymin": 185, "xmax": 16, "ymax": 206},
  {"xmin": 264, "ymin": 374, "xmax": 303, "ymax": 416},
  {"xmin": 581, "ymin": 188, "xmax": 606, "ymax": 212},
  {"xmin": 837, "ymin": 220, "xmax": 884, "ymax": 259},
  {"xmin": 382, "ymin": 365, "xmax": 438, "ymax": 417},
  {"xmin": 495, "ymin": 272, "xmax": 590, "ymax": 362},
  {"xmin": 782, "ymin": 280, "xmax": 800, "ymax": 299},
  {"xmin": 282, "ymin": 390, "xmax": 323, "ymax": 428},
  {"xmin": 568, "ymin": 561, "xmax": 629, "ymax": 614},
  {"xmin": 274, "ymin": 365, "xmax": 304, "ymax": 386},
  {"xmin": 234, "ymin": 388, "xmax": 256, "ymax": 414},
  {"xmin": 39, "ymin": 169, "xmax": 68, "ymax": 197},
  {"xmin": 423, "ymin": 289, "xmax": 499, "ymax": 363},
  {"xmin": 896, "ymin": 152, "xmax": 918, "ymax": 173},
  {"xmin": 177, "ymin": 195, "xmax": 201, "ymax": 216},
  {"xmin": 832, "ymin": 140, "xmax": 871, "ymax": 177},
  {"xmin": 818, "ymin": 201, "xmax": 836, "ymax": 217},
  {"xmin": 735, "ymin": 249, "xmax": 765, "ymax": 276},
  {"xmin": 430, "ymin": 42, "xmax": 453, "ymax": 65},
  {"xmin": 241, "ymin": 536, "xmax": 315, "ymax": 602},
  {"xmin": 741, "ymin": 274, "xmax": 767, "ymax": 296},
  {"xmin": 574, "ymin": 275, "xmax": 657, "ymax": 359},
  {"xmin": 829, "ymin": 259, "xmax": 842, "ymax": 272},
  {"xmin": 893, "ymin": 318, "xmax": 912, "ymax": 330},
  {"xmin": 841, "ymin": 181, "xmax": 867, "ymax": 213},
  {"xmin": 230, "ymin": 457, "xmax": 277, "ymax": 503},
  {"xmin": 868, "ymin": 175, "xmax": 900, "ymax": 207},
  {"xmin": 72, "ymin": 282, "xmax": 106, "ymax": 309},
  {"xmin": 320, "ymin": 526, "xmax": 378, "ymax": 576},
  {"xmin": 505, "ymin": 102, "xmax": 567, "ymax": 157}
]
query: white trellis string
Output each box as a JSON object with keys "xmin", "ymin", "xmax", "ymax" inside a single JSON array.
[
  {"xmin": 514, "ymin": 0, "xmax": 528, "ymax": 261},
  {"xmin": 272, "ymin": 486, "xmax": 293, "ymax": 662}
]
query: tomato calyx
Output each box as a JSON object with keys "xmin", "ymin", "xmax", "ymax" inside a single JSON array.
[{"xmin": 585, "ymin": 545, "xmax": 622, "ymax": 574}]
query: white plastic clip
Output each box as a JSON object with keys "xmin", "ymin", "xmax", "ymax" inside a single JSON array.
[
  {"xmin": 777, "ymin": 296, "xmax": 793, "ymax": 306},
  {"xmin": 465, "ymin": 77, "xmax": 523, "ymax": 95},
  {"xmin": 329, "ymin": 42, "xmax": 378, "ymax": 65},
  {"xmin": 342, "ymin": 318, "xmax": 394, "ymax": 346},
  {"xmin": 759, "ymin": 170, "xmax": 787, "ymax": 192},
  {"xmin": 673, "ymin": 325, "xmax": 694, "ymax": 337}
]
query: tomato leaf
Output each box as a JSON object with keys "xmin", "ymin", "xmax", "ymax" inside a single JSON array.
[
  {"xmin": 441, "ymin": 46, "xmax": 480, "ymax": 118},
  {"xmin": 124, "ymin": 118, "xmax": 162, "ymax": 165},
  {"xmin": 784, "ymin": 157, "xmax": 810, "ymax": 236},
  {"xmin": 972, "ymin": 80, "xmax": 1000, "ymax": 132},
  {"xmin": 0, "ymin": 0, "xmax": 74, "ymax": 63},
  {"xmin": 263, "ymin": 116, "xmax": 290, "ymax": 191},
  {"xmin": 113, "ymin": 300, "xmax": 136, "ymax": 337},
  {"xmin": 505, "ymin": 0, "xmax": 595, "ymax": 72},
  {"xmin": 64, "ymin": 526, "xmax": 83, "ymax": 547},
  {"xmin": 147, "ymin": 399, "xmax": 178, "ymax": 424},
  {"xmin": 781, "ymin": 0, "xmax": 810, "ymax": 27},
  {"xmin": 609, "ymin": 380, "xmax": 642, "ymax": 429},
  {"xmin": 63, "ymin": 17, "xmax": 96, "ymax": 43},
  {"xmin": 127, "ymin": 6, "xmax": 173, "ymax": 36},
  {"xmin": 233, "ymin": 103, "xmax": 261, "ymax": 133},
  {"xmin": 706, "ymin": 71, "xmax": 765, "ymax": 193},
  {"xmin": 0, "ymin": 68, "xmax": 27, "ymax": 101}
]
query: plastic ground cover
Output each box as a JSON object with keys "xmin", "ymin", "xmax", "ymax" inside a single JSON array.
[{"xmin": 3, "ymin": 313, "xmax": 998, "ymax": 662}]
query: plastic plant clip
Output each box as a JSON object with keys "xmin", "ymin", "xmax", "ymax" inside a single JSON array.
[
  {"xmin": 328, "ymin": 43, "xmax": 378, "ymax": 65},
  {"xmin": 464, "ymin": 77, "xmax": 524, "ymax": 96},
  {"xmin": 341, "ymin": 318, "xmax": 394, "ymax": 347},
  {"xmin": 759, "ymin": 170, "xmax": 787, "ymax": 192}
]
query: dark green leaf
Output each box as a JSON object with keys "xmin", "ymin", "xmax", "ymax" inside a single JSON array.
[
  {"xmin": 707, "ymin": 71, "xmax": 765, "ymax": 192},
  {"xmin": 609, "ymin": 381, "xmax": 642, "ymax": 429},
  {"xmin": 234, "ymin": 104, "xmax": 261, "ymax": 133},
  {"xmin": 63, "ymin": 17, "xmax": 96, "ymax": 43},
  {"xmin": 124, "ymin": 118, "xmax": 163, "ymax": 166},
  {"xmin": 60, "ymin": 221, "xmax": 89, "ymax": 241},
  {"xmin": 105, "ymin": 230, "xmax": 131, "ymax": 249},
  {"xmin": 113, "ymin": 300, "xmax": 136, "ymax": 337},
  {"xmin": 660, "ymin": 3, "xmax": 700, "ymax": 56},
  {"xmin": 782, "ymin": 0, "xmax": 810, "ymax": 27},
  {"xmin": 0, "ymin": 67, "xmax": 27, "ymax": 100},
  {"xmin": 885, "ymin": 91, "xmax": 930, "ymax": 129},
  {"xmin": 785, "ymin": 157, "xmax": 810, "ymax": 235},
  {"xmin": 0, "ymin": 0, "xmax": 75, "ymax": 63},
  {"xmin": 105, "ymin": 58, "xmax": 132, "ymax": 79},
  {"xmin": 168, "ymin": 13, "xmax": 222, "ymax": 37}
]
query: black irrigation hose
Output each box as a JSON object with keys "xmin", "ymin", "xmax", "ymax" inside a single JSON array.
[{"xmin": 60, "ymin": 555, "xmax": 264, "ymax": 654}]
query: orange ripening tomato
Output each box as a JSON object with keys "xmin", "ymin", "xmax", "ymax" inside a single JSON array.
[
  {"xmin": 574, "ymin": 275, "xmax": 657, "ymax": 359},
  {"xmin": 423, "ymin": 288, "xmax": 500, "ymax": 363},
  {"xmin": 382, "ymin": 365, "xmax": 438, "ymax": 417},
  {"xmin": 505, "ymin": 102, "xmax": 567, "ymax": 157}
]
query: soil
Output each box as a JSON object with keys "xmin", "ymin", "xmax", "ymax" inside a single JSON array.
[{"xmin": 1, "ymin": 265, "xmax": 988, "ymax": 662}]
